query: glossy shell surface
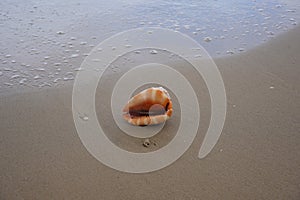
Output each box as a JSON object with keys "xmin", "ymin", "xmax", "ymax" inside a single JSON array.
[{"xmin": 123, "ymin": 87, "xmax": 173, "ymax": 126}]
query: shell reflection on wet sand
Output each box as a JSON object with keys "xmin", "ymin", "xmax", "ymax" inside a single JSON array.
[{"xmin": 122, "ymin": 87, "xmax": 173, "ymax": 126}]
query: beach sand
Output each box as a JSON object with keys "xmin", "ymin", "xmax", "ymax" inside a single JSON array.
[{"xmin": 1, "ymin": 26, "xmax": 300, "ymax": 199}]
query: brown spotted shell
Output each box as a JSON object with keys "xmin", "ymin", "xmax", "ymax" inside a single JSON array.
[{"xmin": 122, "ymin": 87, "xmax": 173, "ymax": 126}]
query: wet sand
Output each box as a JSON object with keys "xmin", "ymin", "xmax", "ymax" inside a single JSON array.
[{"xmin": 1, "ymin": 26, "xmax": 300, "ymax": 199}]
